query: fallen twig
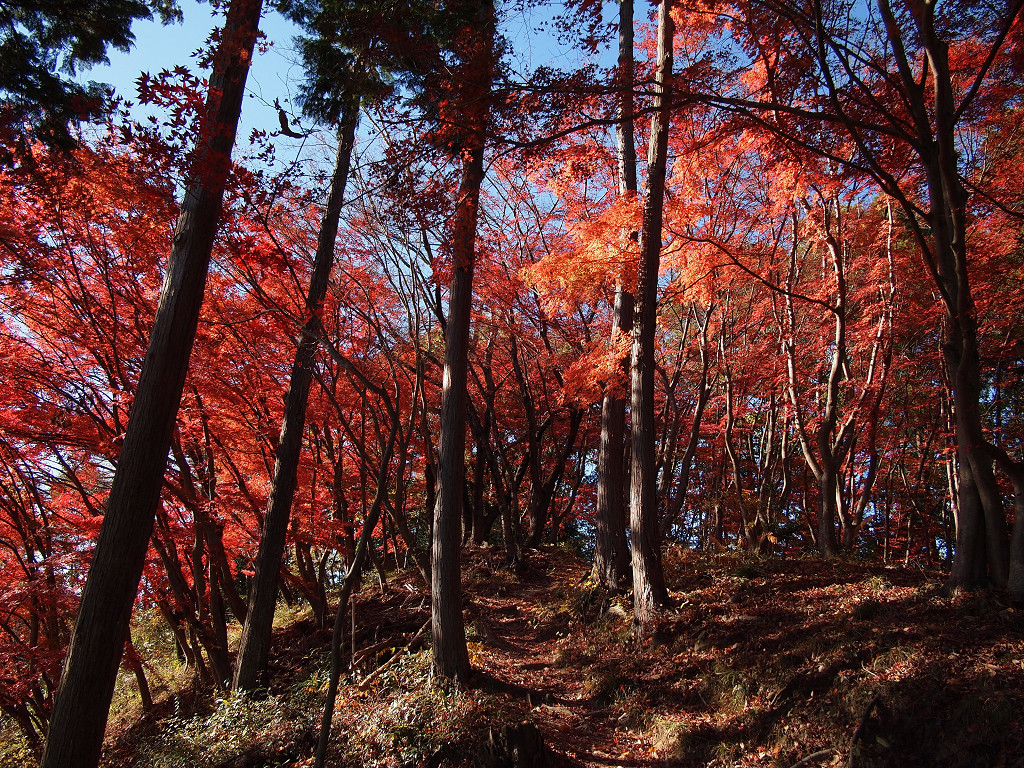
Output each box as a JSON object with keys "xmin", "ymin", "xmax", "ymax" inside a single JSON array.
[
  {"xmin": 352, "ymin": 637, "xmax": 401, "ymax": 667},
  {"xmin": 848, "ymin": 692, "xmax": 882, "ymax": 767},
  {"xmin": 356, "ymin": 619, "xmax": 431, "ymax": 690},
  {"xmin": 788, "ymin": 749, "xmax": 832, "ymax": 768}
]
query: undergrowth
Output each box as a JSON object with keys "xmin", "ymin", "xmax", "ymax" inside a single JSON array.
[
  {"xmin": 131, "ymin": 674, "xmax": 323, "ymax": 768},
  {"xmin": 330, "ymin": 651, "xmax": 487, "ymax": 767}
]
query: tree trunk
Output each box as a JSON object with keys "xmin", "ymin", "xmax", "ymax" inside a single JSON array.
[
  {"xmin": 593, "ymin": 0, "xmax": 637, "ymax": 591},
  {"xmin": 526, "ymin": 409, "xmax": 582, "ymax": 549},
  {"xmin": 431, "ymin": 0, "xmax": 495, "ymax": 684},
  {"xmin": 818, "ymin": 463, "xmax": 841, "ymax": 556},
  {"xmin": 233, "ymin": 98, "xmax": 359, "ymax": 691},
  {"xmin": 871, "ymin": 0, "xmax": 1011, "ymax": 589},
  {"xmin": 660, "ymin": 305, "xmax": 714, "ymax": 538},
  {"xmin": 123, "ymin": 637, "xmax": 152, "ymax": 713},
  {"xmin": 40, "ymin": 3, "xmax": 263, "ymax": 765},
  {"xmin": 629, "ymin": 0, "xmax": 673, "ymax": 628},
  {"xmin": 1007, "ymin": 471, "xmax": 1024, "ymax": 602}
]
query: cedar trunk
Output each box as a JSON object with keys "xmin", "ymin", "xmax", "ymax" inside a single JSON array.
[
  {"xmin": 629, "ymin": 0, "xmax": 673, "ymax": 627},
  {"xmin": 233, "ymin": 99, "xmax": 359, "ymax": 691},
  {"xmin": 39, "ymin": 2, "xmax": 263, "ymax": 765},
  {"xmin": 431, "ymin": 187, "xmax": 479, "ymax": 683},
  {"xmin": 594, "ymin": 291, "xmax": 633, "ymax": 587},
  {"xmin": 431, "ymin": 0, "xmax": 495, "ymax": 683},
  {"xmin": 593, "ymin": 0, "xmax": 636, "ymax": 590}
]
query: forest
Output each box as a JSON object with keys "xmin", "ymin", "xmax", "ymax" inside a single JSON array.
[{"xmin": 1, "ymin": 0, "xmax": 1024, "ymax": 765}]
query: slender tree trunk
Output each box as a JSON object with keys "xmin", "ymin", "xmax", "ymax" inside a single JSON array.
[
  {"xmin": 629, "ymin": 0, "xmax": 673, "ymax": 627},
  {"xmin": 818, "ymin": 463, "xmax": 841, "ymax": 556},
  {"xmin": 526, "ymin": 409, "xmax": 583, "ymax": 550},
  {"xmin": 39, "ymin": 3, "xmax": 263, "ymax": 765},
  {"xmin": 313, "ymin": 416, "xmax": 398, "ymax": 768},
  {"xmin": 233, "ymin": 99, "xmax": 359, "ymax": 690},
  {"xmin": 1006, "ymin": 471, "xmax": 1024, "ymax": 602},
  {"xmin": 431, "ymin": 0, "xmax": 495, "ymax": 684},
  {"xmin": 723, "ymin": 368, "xmax": 753, "ymax": 549},
  {"xmin": 123, "ymin": 637, "xmax": 152, "ymax": 713},
  {"xmin": 660, "ymin": 305, "xmax": 714, "ymax": 538},
  {"xmin": 593, "ymin": 0, "xmax": 637, "ymax": 591}
]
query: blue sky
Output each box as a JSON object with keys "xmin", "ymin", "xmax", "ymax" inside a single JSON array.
[
  {"xmin": 83, "ymin": 0, "xmax": 620, "ymax": 114},
  {"xmin": 83, "ymin": 0, "xmax": 304, "ymax": 137},
  {"xmin": 80, "ymin": 0, "xmax": 623, "ymax": 169}
]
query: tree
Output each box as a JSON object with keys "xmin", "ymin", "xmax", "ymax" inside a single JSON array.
[
  {"xmin": 40, "ymin": 0, "xmax": 263, "ymax": 764},
  {"xmin": 593, "ymin": 0, "xmax": 637, "ymax": 592},
  {"xmin": 706, "ymin": 0, "xmax": 1024, "ymax": 587},
  {"xmin": 232, "ymin": 94, "xmax": 359, "ymax": 691},
  {"xmin": 430, "ymin": 0, "xmax": 497, "ymax": 683},
  {"xmin": 629, "ymin": 0, "xmax": 674, "ymax": 626}
]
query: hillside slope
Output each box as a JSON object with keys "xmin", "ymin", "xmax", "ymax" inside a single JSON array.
[{"xmin": 88, "ymin": 547, "xmax": 1024, "ymax": 768}]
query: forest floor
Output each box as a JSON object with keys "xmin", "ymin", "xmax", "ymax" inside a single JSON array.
[{"xmin": 71, "ymin": 547, "xmax": 1024, "ymax": 767}]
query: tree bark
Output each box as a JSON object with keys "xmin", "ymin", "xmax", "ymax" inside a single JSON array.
[
  {"xmin": 431, "ymin": 0, "xmax": 495, "ymax": 684},
  {"xmin": 869, "ymin": 0, "xmax": 1016, "ymax": 588},
  {"xmin": 39, "ymin": 2, "xmax": 263, "ymax": 765},
  {"xmin": 233, "ymin": 97, "xmax": 359, "ymax": 691},
  {"xmin": 526, "ymin": 408, "xmax": 583, "ymax": 549},
  {"xmin": 122, "ymin": 637, "xmax": 152, "ymax": 713},
  {"xmin": 593, "ymin": 0, "xmax": 637, "ymax": 591},
  {"xmin": 629, "ymin": 0, "xmax": 673, "ymax": 627}
]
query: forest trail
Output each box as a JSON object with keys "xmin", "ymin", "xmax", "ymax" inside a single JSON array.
[
  {"xmin": 100, "ymin": 547, "xmax": 1024, "ymax": 768},
  {"xmin": 450, "ymin": 546, "xmax": 1024, "ymax": 768},
  {"xmin": 461, "ymin": 549, "xmax": 651, "ymax": 766}
]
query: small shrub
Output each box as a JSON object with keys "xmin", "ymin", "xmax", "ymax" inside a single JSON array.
[
  {"xmin": 864, "ymin": 575, "xmax": 892, "ymax": 593},
  {"xmin": 616, "ymin": 688, "xmax": 653, "ymax": 731},
  {"xmin": 583, "ymin": 668, "xmax": 626, "ymax": 704},
  {"xmin": 732, "ymin": 562, "xmax": 763, "ymax": 581},
  {"xmin": 134, "ymin": 686, "xmax": 320, "ymax": 768}
]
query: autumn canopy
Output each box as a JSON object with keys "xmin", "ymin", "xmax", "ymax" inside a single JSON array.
[{"xmin": 1, "ymin": 0, "xmax": 1023, "ymax": 764}]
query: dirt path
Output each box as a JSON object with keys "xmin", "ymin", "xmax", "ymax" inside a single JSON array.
[
  {"xmin": 452, "ymin": 546, "xmax": 1024, "ymax": 768},
  {"xmin": 461, "ymin": 549, "xmax": 655, "ymax": 767}
]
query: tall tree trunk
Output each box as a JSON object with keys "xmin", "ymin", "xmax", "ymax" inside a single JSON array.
[
  {"xmin": 629, "ymin": 0, "xmax": 673, "ymax": 628},
  {"xmin": 871, "ymin": 0, "xmax": 1012, "ymax": 589},
  {"xmin": 39, "ymin": 2, "xmax": 263, "ymax": 765},
  {"xmin": 233, "ymin": 98, "xmax": 359, "ymax": 691},
  {"xmin": 593, "ymin": 0, "xmax": 637, "ymax": 591},
  {"xmin": 1004, "ymin": 466, "xmax": 1024, "ymax": 602},
  {"xmin": 431, "ymin": 0, "xmax": 495, "ymax": 684},
  {"xmin": 313, "ymin": 413, "xmax": 398, "ymax": 768}
]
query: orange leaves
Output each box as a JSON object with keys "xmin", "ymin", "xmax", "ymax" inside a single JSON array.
[
  {"xmin": 561, "ymin": 329, "xmax": 632, "ymax": 405},
  {"xmin": 667, "ymin": 240, "xmax": 726, "ymax": 306},
  {"xmin": 523, "ymin": 193, "xmax": 641, "ymax": 315}
]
